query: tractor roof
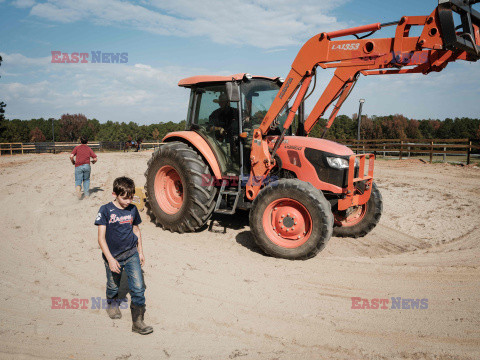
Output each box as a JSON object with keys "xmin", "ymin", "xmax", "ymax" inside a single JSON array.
[{"xmin": 178, "ymin": 73, "xmax": 280, "ymax": 88}]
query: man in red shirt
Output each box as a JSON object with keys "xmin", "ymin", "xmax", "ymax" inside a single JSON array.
[{"xmin": 70, "ymin": 136, "xmax": 98, "ymax": 199}]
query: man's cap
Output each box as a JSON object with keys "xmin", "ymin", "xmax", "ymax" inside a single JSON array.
[{"xmin": 213, "ymin": 93, "xmax": 228, "ymax": 104}]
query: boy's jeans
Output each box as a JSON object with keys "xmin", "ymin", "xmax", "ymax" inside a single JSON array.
[
  {"xmin": 104, "ymin": 252, "xmax": 145, "ymax": 307},
  {"xmin": 74, "ymin": 164, "xmax": 91, "ymax": 196}
]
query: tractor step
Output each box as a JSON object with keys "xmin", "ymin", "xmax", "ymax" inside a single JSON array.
[
  {"xmin": 220, "ymin": 191, "xmax": 239, "ymax": 196},
  {"xmin": 214, "ymin": 179, "xmax": 241, "ymax": 215},
  {"xmin": 214, "ymin": 209, "xmax": 236, "ymax": 215}
]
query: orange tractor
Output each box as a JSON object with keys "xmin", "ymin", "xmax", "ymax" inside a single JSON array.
[{"xmin": 145, "ymin": 0, "xmax": 480, "ymax": 259}]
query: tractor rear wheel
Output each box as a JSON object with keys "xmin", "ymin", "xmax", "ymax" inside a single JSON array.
[
  {"xmin": 333, "ymin": 182, "xmax": 382, "ymax": 238},
  {"xmin": 144, "ymin": 141, "xmax": 217, "ymax": 233},
  {"xmin": 249, "ymin": 179, "xmax": 334, "ymax": 260}
]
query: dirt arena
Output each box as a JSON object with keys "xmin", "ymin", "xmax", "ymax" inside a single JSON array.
[{"xmin": 0, "ymin": 151, "xmax": 479, "ymax": 360}]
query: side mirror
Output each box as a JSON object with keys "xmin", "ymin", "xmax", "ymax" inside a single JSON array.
[{"xmin": 226, "ymin": 82, "xmax": 240, "ymax": 102}]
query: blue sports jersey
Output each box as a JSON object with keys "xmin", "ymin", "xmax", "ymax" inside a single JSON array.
[{"xmin": 94, "ymin": 202, "xmax": 142, "ymax": 260}]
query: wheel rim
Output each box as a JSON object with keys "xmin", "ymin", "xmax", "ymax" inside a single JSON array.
[
  {"xmin": 334, "ymin": 204, "xmax": 367, "ymax": 227},
  {"xmin": 262, "ymin": 198, "xmax": 312, "ymax": 248},
  {"xmin": 154, "ymin": 165, "xmax": 184, "ymax": 214}
]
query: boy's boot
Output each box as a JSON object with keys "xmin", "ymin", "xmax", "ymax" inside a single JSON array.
[
  {"xmin": 131, "ymin": 303, "xmax": 153, "ymax": 335},
  {"xmin": 106, "ymin": 297, "xmax": 122, "ymax": 319},
  {"xmin": 75, "ymin": 186, "xmax": 82, "ymax": 200}
]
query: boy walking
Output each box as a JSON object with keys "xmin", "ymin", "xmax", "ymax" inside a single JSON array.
[
  {"xmin": 70, "ymin": 136, "xmax": 97, "ymax": 199},
  {"xmin": 94, "ymin": 176, "xmax": 153, "ymax": 335}
]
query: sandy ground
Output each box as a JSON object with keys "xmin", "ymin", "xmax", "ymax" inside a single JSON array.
[{"xmin": 0, "ymin": 151, "xmax": 479, "ymax": 360}]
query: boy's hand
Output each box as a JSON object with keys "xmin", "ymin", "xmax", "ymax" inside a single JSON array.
[
  {"xmin": 139, "ymin": 253, "xmax": 145, "ymax": 266},
  {"xmin": 108, "ymin": 258, "xmax": 121, "ymax": 273}
]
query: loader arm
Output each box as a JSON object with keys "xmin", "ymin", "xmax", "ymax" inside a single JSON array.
[{"xmin": 246, "ymin": 0, "xmax": 480, "ymax": 200}]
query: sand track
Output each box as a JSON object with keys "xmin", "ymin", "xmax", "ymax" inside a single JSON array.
[{"xmin": 0, "ymin": 152, "xmax": 479, "ymax": 359}]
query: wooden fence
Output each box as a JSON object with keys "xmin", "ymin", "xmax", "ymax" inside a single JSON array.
[
  {"xmin": 1, "ymin": 139, "xmax": 479, "ymax": 164},
  {"xmin": 0, "ymin": 141, "xmax": 163, "ymax": 156},
  {"xmin": 336, "ymin": 138, "xmax": 480, "ymax": 164}
]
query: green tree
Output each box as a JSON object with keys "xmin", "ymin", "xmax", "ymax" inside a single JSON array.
[
  {"xmin": 0, "ymin": 55, "xmax": 6, "ymax": 139},
  {"xmin": 437, "ymin": 118, "xmax": 453, "ymax": 139}
]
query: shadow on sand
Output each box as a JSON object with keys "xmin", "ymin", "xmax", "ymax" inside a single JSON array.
[
  {"xmin": 207, "ymin": 209, "xmax": 267, "ymax": 257},
  {"xmin": 88, "ymin": 186, "xmax": 104, "ymax": 195}
]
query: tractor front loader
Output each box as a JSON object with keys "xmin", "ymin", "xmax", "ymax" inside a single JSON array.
[{"xmin": 145, "ymin": 0, "xmax": 480, "ymax": 259}]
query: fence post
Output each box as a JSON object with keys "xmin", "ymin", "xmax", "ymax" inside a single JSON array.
[
  {"xmin": 467, "ymin": 139, "xmax": 472, "ymax": 165},
  {"xmin": 443, "ymin": 147, "xmax": 446, "ymax": 162},
  {"xmin": 383, "ymin": 144, "xmax": 386, "ymax": 158},
  {"xmin": 21, "ymin": 144, "xmax": 24, "ymax": 155},
  {"xmin": 430, "ymin": 141, "xmax": 433, "ymax": 163},
  {"xmin": 399, "ymin": 141, "xmax": 403, "ymax": 160},
  {"xmin": 10, "ymin": 143, "xmax": 12, "ymax": 156}
]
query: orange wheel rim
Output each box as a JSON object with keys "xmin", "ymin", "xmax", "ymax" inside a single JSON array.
[
  {"xmin": 154, "ymin": 165, "xmax": 184, "ymax": 214},
  {"xmin": 262, "ymin": 198, "xmax": 312, "ymax": 248}
]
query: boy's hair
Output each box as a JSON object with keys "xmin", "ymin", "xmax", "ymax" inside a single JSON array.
[
  {"xmin": 80, "ymin": 136, "xmax": 88, "ymax": 144},
  {"xmin": 113, "ymin": 177, "xmax": 135, "ymax": 198}
]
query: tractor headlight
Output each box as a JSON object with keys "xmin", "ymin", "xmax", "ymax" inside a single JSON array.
[{"xmin": 326, "ymin": 157, "xmax": 349, "ymax": 169}]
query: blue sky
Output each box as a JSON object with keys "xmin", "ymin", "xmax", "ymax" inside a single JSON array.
[{"xmin": 1, "ymin": 0, "xmax": 479, "ymax": 125}]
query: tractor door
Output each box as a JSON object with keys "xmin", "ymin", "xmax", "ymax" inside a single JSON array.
[
  {"xmin": 187, "ymin": 84, "xmax": 241, "ymax": 174},
  {"xmin": 240, "ymin": 79, "xmax": 292, "ymax": 171}
]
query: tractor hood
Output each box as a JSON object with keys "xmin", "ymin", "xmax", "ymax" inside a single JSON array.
[
  {"xmin": 266, "ymin": 136, "xmax": 354, "ymax": 193},
  {"xmin": 266, "ymin": 136, "xmax": 353, "ymax": 156}
]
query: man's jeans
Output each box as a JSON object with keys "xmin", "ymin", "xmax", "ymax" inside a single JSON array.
[
  {"xmin": 74, "ymin": 164, "xmax": 91, "ymax": 196},
  {"xmin": 104, "ymin": 252, "xmax": 145, "ymax": 306}
]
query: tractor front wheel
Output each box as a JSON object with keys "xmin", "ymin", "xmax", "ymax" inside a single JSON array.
[
  {"xmin": 145, "ymin": 141, "xmax": 217, "ymax": 233},
  {"xmin": 249, "ymin": 179, "xmax": 334, "ymax": 260},
  {"xmin": 333, "ymin": 182, "xmax": 382, "ymax": 238}
]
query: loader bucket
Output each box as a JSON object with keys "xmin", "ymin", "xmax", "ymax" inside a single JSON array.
[{"xmin": 438, "ymin": 0, "xmax": 480, "ymax": 60}]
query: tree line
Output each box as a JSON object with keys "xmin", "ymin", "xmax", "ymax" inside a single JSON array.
[
  {"xmin": 0, "ymin": 113, "xmax": 479, "ymax": 143},
  {"xmin": 0, "ymin": 114, "xmax": 186, "ymax": 143},
  {"xmin": 310, "ymin": 114, "xmax": 480, "ymax": 140}
]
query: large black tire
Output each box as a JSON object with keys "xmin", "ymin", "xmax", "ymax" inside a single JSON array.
[
  {"xmin": 249, "ymin": 179, "xmax": 334, "ymax": 260},
  {"xmin": 144, "ymin": 141, "xmax": 217, "ymax": 233},
  {"xmin": 333, "ymin": 182, "xmax": 382, "ymax": 238}
]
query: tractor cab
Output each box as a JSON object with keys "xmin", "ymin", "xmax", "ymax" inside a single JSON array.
[{"xmin": 179, "ymin": 74, "xmax": 288, "ymax": 174}]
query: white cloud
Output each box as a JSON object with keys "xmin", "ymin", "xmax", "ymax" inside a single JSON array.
[
  {"xmin": 11, "ymin": 0, "xmax": 36, "ymax": 8},
  {"xmin": 0, "ymin": 52, "xmax": 206, "ymax": 122},
  {"xmin": 0, "ymin": 52, "xmax": 51, "ymax": 67},
  {"xmin": 27, "ymin": 0, "xmax": 349, "ymax": 48}
]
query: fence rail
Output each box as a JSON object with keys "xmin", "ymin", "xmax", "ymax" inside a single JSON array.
[{"xmin": 336, "ymin": 138, "xmax": 480, "ymax": 164}]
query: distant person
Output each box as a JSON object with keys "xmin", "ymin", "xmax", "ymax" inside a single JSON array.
[
  {"xmin": 94, "ymin": 176, "xmax": 153, "ymax": 335},
  {"xmin": 70, "ymin": 136, "xmax": 97, "ymax": 199}
]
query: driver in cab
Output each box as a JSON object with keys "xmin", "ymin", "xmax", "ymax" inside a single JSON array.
[{"xmin": 209, "ymin": 93, "xmax": 237, "ymax": 142}]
